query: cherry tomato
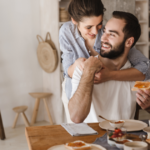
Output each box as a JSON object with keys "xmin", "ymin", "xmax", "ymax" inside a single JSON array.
[{"xmin": 115, "ymin": 129, "xmax": 121, "ymax": 133}]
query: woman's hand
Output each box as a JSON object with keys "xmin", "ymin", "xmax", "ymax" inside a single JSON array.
[
  {"xmin": 74, "ymin": 58, "xmax": 87, "ymax": 71},
  {"xmin": 136, "ymin": 89, "xmax": 150, "ymax": 112},
  {"xmin": 94, "ymin": 66, "xmax": 112, "ymax": 84},
  {"xmin": 68, "ymin": 58, "xmax": 86, "ymax": 78}
]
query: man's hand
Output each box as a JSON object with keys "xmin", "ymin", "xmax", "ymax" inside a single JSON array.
[
  {"xmin": 94, "ymin": 66, "xmax": 111, "ymax": 84},
  {"xmin": 136, "ymin": 89, "xmax": 150, "ymax": 112},
  {"xmin": 84, "ymin": 56, "xmax": 102, "ymax": 73}
]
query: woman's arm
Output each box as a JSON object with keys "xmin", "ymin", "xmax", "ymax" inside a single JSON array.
[
  {"xmin": 68, "ymin": 58, "xmax": 86, "ymax": 78},
  {"xmin": 94, "ymin": 47, "xmax": 149, "ymax": 83},
  {"xmin": 94, "ymin": 67, "xmax": 145, "ymax": 84}
]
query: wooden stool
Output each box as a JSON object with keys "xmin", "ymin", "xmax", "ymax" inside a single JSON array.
[
  {"xmin": 12, "ymin": 106, "xmax": 30, "ymax": 128},
  {"xmin": 29, "ymin": 93, "xmax": 53, "ymax": 125},
  {"xmin": 0, "ymin": 111, "xmax": 5, "ymax": 140}
]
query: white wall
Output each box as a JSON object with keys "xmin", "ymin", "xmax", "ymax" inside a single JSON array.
[
  {"xmin": 40, "ymin": 0, "xmax": 65, "ymax": 124},
  {"xmin": 0, "ymin": 0, "xmax": 44, "ymax": 127}
]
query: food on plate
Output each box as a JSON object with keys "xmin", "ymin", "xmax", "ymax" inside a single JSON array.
[
  {"xmin": 109, "ymin": 120, "xmax": 125, "ymax": 128},
  {"xmin": 65, "ymin": 141, "xmax": 91, "ymax": 150},
  {"xmin": 131, "ymin": 81, "xmax": 150, "ymax": 91},
  {"xmin": 108, "ymin": 128, "xmax": 126, "ymax": 141},
  {"xmin": 114, "ymin": 121, "xmax": 124, "ymax": 124}
]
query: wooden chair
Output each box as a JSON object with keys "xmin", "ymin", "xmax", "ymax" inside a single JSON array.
[
  {"xmin": 12, "ymin": 106, "xmax": 30, "ymax": 128},
  {"xmin": 134, "ymin": 104, "xmax": 141, "ymax": 120},
  {"xmin": 0, "ymin": 111, "xmax": 6, "ymax": 140}
]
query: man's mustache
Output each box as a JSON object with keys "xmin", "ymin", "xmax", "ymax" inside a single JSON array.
[{"xmin": 101, "ymin": 42, "xmax": 112, "ymax": 48}]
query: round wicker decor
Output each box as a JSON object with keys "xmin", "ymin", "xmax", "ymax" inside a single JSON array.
[{"xmin": 37, "ymin": 33, "xmax": 58, "ymax": 73}]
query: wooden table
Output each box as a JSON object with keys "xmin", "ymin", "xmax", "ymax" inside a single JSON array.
[
  {"xmin": 25, "ymin": 123, "xmax": 106, "ymax": 150},
  {"xmin": 25, "ymin": 123, "xmax": 145, "ymax": 150}
]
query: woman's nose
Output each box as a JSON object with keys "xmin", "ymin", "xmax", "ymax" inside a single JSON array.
[{"xmin": 92, "ymin": 27, "xmax": 98, "ymax": 35}]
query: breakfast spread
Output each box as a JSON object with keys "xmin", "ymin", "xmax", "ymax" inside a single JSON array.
[
  {"xmin": 65, "ymin": 141, "xmax": 91, "ymax": 150},
  {"xmin": 132, "ymin": 81, "xmax": 150, "ymax": 91}
]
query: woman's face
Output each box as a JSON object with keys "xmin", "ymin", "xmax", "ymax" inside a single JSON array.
[{"xmin": 73, "ymin": 15, "xmax": 103, "ymax": 40}]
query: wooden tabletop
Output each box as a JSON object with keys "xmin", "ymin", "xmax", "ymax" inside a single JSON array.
[{"xmin": 25, "ymin": 123, "xmax": 106, "ymax": 150}]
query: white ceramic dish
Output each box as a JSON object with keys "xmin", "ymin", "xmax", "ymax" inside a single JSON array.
[
  {"xmin": 109, "ymin": 120, "xmax": 125, "ymax": 128},
  {"xmin": 47, "ymin": 143, "xmax": 106, "ymax": 150},
  {"xmin": 143, "ymin": 127, "xmax": 150, "ymax": 139},
  {"xmin": 108, "ymin": 138, "xmax": 132, "ymax": 149},
  {"xmin": 99, "ymin": 120, "xmax": 147, "ymax": 132}
]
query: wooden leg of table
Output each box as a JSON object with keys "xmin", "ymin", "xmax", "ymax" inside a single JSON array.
[
  {"xmin": 43, "ymin": 98, "xmax": 53, "ymax": 125},
  {"xmin": 0, "ymin": 112, "xmax": 6, "ymax": 140},
  {"xmin": 21, "ymin": 112, "xmax": 30, "ymax": 127},
  {"xmin": 12, "ymin": 113, "xmax": 19, "ymax": 128},
  {"xmin": 31, "ymin": 98, "xmax": 40, "ymax": 125}
]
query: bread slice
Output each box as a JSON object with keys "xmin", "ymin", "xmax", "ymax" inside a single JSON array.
[
  {"xmin": 131, "ymin": 81, "xmax": 150, "ymax": 91},
  {"xmin": 65, "ymin": 140, "xmax": 91, "ymax": 150}
]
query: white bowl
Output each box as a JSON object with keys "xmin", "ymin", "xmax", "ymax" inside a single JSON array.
[
  {"xmin": 115, "ymin": 140, "xmax": 133, "ymax": 149},
  {"xmin": 109, "ymin": 120, "xmax": 125, "ymax": 128}
]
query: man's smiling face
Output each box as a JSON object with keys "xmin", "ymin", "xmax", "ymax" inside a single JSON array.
[{"xmin": 100, "ymin": 18, "xmax": 126, "ymax": 59}]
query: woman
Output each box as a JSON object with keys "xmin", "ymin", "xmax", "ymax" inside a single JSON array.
[{"xmin": 59, "ymin": 0, "xmax": 150, "ymax": 107}]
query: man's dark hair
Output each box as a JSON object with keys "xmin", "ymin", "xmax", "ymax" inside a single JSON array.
[
  {"xmin": 68, "ymin": 0, "xmax": 106, "ymax": 23},
  {"xmin": 112, "ymin": 11, "xmax": 141, "ymax": 48}
]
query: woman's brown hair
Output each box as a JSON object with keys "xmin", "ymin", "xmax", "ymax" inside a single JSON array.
[{"xmin": 68, "ymin": 0, "xmax": 106, "ymax": 22}]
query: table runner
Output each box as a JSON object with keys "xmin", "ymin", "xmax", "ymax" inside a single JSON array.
[{"xmin": 93, "ymin": 120, "xmax": 148, "ymax": 150}]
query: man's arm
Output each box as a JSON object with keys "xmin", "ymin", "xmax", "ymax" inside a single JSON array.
[{"xmin": 68, "ymin": 56, "xmax": 102, "ymax": 123}]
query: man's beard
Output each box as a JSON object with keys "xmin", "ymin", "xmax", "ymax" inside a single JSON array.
[{"xmin": 100, "ymin": 40, "xmax": 125, "ymax": 59}]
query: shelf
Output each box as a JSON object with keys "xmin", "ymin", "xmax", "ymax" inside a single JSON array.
[
  {"xmin": 136, "ymin": 41, "xmax": 147, "ymax": 45},
  {"xmin": 139, "ymin": 20, "xmax": 147, "ymax": 23},
  {"xmin": 135, "ymin": 0, "xmax": 147, "ymax": 2}
]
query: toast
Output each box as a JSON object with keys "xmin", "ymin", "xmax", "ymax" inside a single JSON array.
[
  {"xmin": 131, "ymin": 81, "xmax": 150, "ymax": 91},
  {"xmin": 65, "ymin": 141, "xmax": 91, "ymax": 150}
]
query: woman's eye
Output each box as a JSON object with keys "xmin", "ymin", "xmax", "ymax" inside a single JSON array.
[{"xmin": 87, "ymin": 26, "xmax": 92, "ymax": 29}]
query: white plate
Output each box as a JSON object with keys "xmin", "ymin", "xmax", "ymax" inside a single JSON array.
[
  {"xmin": 48, "ymin": 143, "xmax": 106, "ymax": 150},
  {"xmin": 99, "ymin": 119, "xmax": 147, "ymax": 131}
]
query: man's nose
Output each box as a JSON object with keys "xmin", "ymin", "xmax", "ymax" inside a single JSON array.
[{"xmin": 101, "ymin": 33, "xmax": 108, "ymax": 42}]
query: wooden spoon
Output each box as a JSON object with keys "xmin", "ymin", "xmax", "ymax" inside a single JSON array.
[{"xmin": 99, "ymin": 115, "xmax": 113, "ymax": 123}]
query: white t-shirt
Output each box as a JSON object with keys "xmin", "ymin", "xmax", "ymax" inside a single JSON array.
[{"xmin": 71, "ymin": 60, "xmax": 137, "ymax": 123}]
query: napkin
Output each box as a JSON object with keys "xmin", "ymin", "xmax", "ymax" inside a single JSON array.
[{"xmin": 61, "ymin": 123, "xmax": 98, "ymax": 136}]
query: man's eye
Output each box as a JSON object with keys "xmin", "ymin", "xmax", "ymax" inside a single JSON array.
[{"xmin": 110, "ymin": 33, "xmax": 115, "ymax": 37}]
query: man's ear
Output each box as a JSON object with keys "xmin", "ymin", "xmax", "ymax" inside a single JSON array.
[
  {"xmin": 125, "ymin": 37, "xmax": 134, "ymax": 48},
  {"xmin": 71, "ymin": 17, "xmax": 77, "ymax": 25}
]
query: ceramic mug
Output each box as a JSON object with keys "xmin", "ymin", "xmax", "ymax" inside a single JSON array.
[{"xmin": 124, "ymin": 141, "xmax": 148, "ymax": 150}]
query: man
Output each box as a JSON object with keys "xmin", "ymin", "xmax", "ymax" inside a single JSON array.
[{"xmin": 68, "ymin": 11, "xmax": 150, "ymax": 123}]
